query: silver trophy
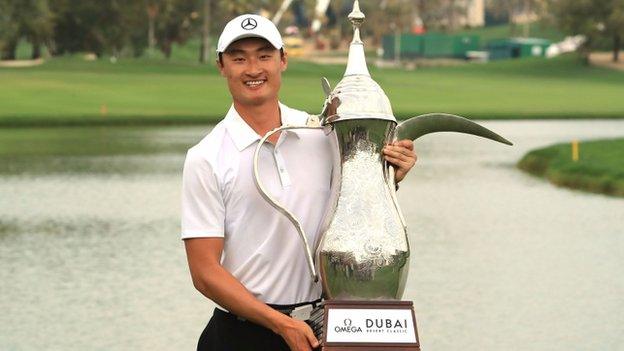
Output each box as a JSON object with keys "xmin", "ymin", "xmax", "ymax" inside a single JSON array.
[{"xmin": 254, "ymin": 1, "xmax": 511, "ymax": 348}]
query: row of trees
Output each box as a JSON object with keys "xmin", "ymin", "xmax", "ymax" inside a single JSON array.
[
  {"xmin": 485, "ymin": 0, "xmax": 623, "ymax": 62},
  {"xmin": 549, "ymin": 0, "xmax": 624, "ymax": 62},
  {"xmin": 1, "ymin": 0, "xmax": 622, "ymax": 62},
  {"xmin": 0, "ymin": 0, "xmax": 314, "ymax": 61},
  {"xmin": 0, "ymin": 0, "xmax": 213, "ymax": 60}
]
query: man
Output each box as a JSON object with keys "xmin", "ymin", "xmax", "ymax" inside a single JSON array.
[{"xmin": 181, "ymin": 14, "xmax": 416, "ymax": 351}]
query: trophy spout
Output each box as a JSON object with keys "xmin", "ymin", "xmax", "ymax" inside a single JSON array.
[{"xmin": 395, "ymin": 113, "xmax": 513, "ymax": 145}]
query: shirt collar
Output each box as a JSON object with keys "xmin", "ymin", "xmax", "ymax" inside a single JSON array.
[{"xmin": 224, "ymin": 102, "xmax": 303, "ymax": 152}]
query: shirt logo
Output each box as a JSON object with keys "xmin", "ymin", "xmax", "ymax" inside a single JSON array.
[{"xmin": 241, "ymin": 17, "xmax": 258, "ymax": 30}]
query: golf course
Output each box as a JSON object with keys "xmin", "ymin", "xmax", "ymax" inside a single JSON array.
[
  {"xmin": 1, "ymin": 52, "xmax": 624, "ymax": 127},
  {"xmin": 3, "ymin": 2, "xmax": 624, "ymax": 350},
  {"xmin": 2, "ymin": 50, "xmax": 624, "ymax": 197}
]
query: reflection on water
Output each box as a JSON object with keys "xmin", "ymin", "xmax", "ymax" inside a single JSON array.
[
  {"xmin": 0, "ymin": 127, "xmax": 194, "ymax": 174},
  {"xmin": 1, "ymin": 121, "xmax": 623, "ymax": 350}
]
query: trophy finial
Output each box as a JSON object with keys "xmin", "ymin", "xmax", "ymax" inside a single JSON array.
[
  {"xmin": 348, "ymin": 0, "xmax": 365, "ymax": 29},
  {"xmin": 348, "ymin": 0, "xmax": 365, "ymax": 44},
  {"xmin": 344, "ymin": 0, "xmax": 369, "ymax": 76}
]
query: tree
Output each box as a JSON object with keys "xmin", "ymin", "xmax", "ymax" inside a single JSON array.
[
  {"xmin": 149, "ymin": 0, "xmax": 199, "ymax": 58},
  {"xmin": 199, "ymin": 0, "xmax": 212, "ymax": 63},
  {"xmin": 220, "ymin": 0, "xmax": 263, "ymax": 17},
  {"xmin": 549, "ymin": 0, "xmax": 624, "ymax": 62},
  {"xmin": 50, "ymin": 0, "xmax": 154, "ymax": 57},
  {"xmin": 0, "ymin": 0, "xmax": 53, "ymax": 60},
  {"xmin": 24, "ymin": 0, "xmax": 54, "ymax": 58},
  {"xmin": 607, "ymin": 0, "xmax": 624, "ymax": 61},
  {"xmin": 0, "ymin": 1, "xmax": 19, "ymax": 60},
  {"xmin": 147, "ymin": 2, "xmax": 158, "ymax": 52},
  {"xmin": 50, "ymin": 0, "xmax": 138, "ymax": 56}
]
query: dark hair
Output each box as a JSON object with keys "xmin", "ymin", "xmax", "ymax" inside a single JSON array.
[{"xmin": 218, "ymin": 48, "xmax": 285, "ymax": 66}]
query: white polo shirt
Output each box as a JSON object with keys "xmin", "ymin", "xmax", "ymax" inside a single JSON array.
[{"xmin": 181, "ymin": 103, "xmax": 332, "ymax": 305}]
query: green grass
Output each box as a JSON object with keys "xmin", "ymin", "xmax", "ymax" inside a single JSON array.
[
  {"xmin": 1, "ymin": 53, "xmax": 624, "ymax": 127},
  {"xmin": 517, "ymin": 138, "xmax": 624, "ymax": 197},
  {"xmin": 453, "ymin": 22, "xmax": 566, "ymax": 44}
]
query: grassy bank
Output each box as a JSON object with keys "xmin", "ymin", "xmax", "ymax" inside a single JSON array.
[
  {"xmin": 1, "ymin": 53, "xmax": 624, "ymax": 127},
  {"xmin": 517, "ymin": 138, "xmax": 624, "ymax": 197}
]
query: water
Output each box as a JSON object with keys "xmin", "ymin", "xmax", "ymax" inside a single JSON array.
[{"xmin": 1, "ymin": 121, "xmax": 623, "ymax": 350}]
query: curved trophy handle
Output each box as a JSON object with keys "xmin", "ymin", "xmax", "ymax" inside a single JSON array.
[
  {"xmin": 252, "ymin": 117, "xmax": 323, "ymax": 282},
  {"xmin": 395, "ymin": 113, "xmax": 513, "ymax": 145}
]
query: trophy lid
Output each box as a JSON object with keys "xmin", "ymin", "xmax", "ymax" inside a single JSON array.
[{"xmin": 322, "ymin": 0, "xmax": 395, "ymax": 124}]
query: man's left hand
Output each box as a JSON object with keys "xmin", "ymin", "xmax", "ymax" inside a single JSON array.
[{"xmin": 383, "ymin": 140, "xmax": 417, "ymax": 184}]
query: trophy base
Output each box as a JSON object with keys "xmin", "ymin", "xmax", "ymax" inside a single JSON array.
[{"xmin": 308, "ymin": 300, "xmax": 420, "ymax": 351}]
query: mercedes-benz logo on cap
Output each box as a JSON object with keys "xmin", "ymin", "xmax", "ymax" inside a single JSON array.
[{"xmin": 241, "ymin": 17, "xmax": 257, "ymax": 30}]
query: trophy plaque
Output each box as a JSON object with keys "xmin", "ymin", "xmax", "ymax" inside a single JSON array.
[{"xmin": 309, "ymin": 300, "xmax": 419, "ymax": 350}]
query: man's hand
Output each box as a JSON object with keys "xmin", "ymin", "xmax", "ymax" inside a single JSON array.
[
  {"xmin": 186, "ymin": 238, "xmax": 317, "ymax": 350},
  {"xmin": 383, "ymin": 139, "xmax": 417, "ymax": 183},
  {"xmin": 275, "ymin": 314, "xmax": 319, "ymax": 351}
]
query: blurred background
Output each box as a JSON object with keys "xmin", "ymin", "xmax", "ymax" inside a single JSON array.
[{"xmin": 1, "ymin": 0, "xmax": 623, "ymax": 350}]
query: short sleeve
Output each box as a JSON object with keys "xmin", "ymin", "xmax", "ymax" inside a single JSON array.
[{"xmin": 180, "ymin": 148, "xmax": 225, "ymax": 239}]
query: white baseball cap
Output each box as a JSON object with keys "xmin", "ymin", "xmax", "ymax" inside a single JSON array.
[{"xmin": 217, "ymin": 14, "xmax": 283, "ymax": 53}]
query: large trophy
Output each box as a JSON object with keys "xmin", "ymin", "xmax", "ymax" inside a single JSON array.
[{"xmin": 254, "ymin": 1, "xmax": 512, "ymax": 349}]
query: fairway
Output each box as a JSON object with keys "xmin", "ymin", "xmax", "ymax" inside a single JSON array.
[{"xmin": 1, "ymin": 54, "xmax": 624, "ymax": 126}]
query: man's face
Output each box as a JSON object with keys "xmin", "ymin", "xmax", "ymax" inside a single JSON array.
[{"xmin": 218, "ymin": 37, "xmax": 287, "ymax": 107}]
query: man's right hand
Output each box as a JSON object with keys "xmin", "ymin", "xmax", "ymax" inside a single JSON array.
[
  {"xmin": 275, "ymin": 314, "xmax": 320, "ymax": 351},
  {"xmin": 186, "ymin": 238, "xmax": 320, "ymax": 350}
]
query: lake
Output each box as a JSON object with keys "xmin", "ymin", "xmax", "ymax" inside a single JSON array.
[{"xmin": 1, "ymin": 120, "xmax": 623, "ymax": 350}]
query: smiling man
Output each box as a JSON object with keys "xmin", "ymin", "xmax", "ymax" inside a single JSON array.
[{"xmin": 181, "ymin": 14, "xmax": 416, "ymax": 351}]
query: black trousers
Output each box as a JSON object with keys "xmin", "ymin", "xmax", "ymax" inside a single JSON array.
[{"xmin": 197, "ymin": 308, "xmax": 290, "ymax": 351}]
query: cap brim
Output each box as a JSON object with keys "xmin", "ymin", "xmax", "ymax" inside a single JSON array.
[{"xmin": 218, "ymin": 33, "xmax": 282, "ymax": 53}]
